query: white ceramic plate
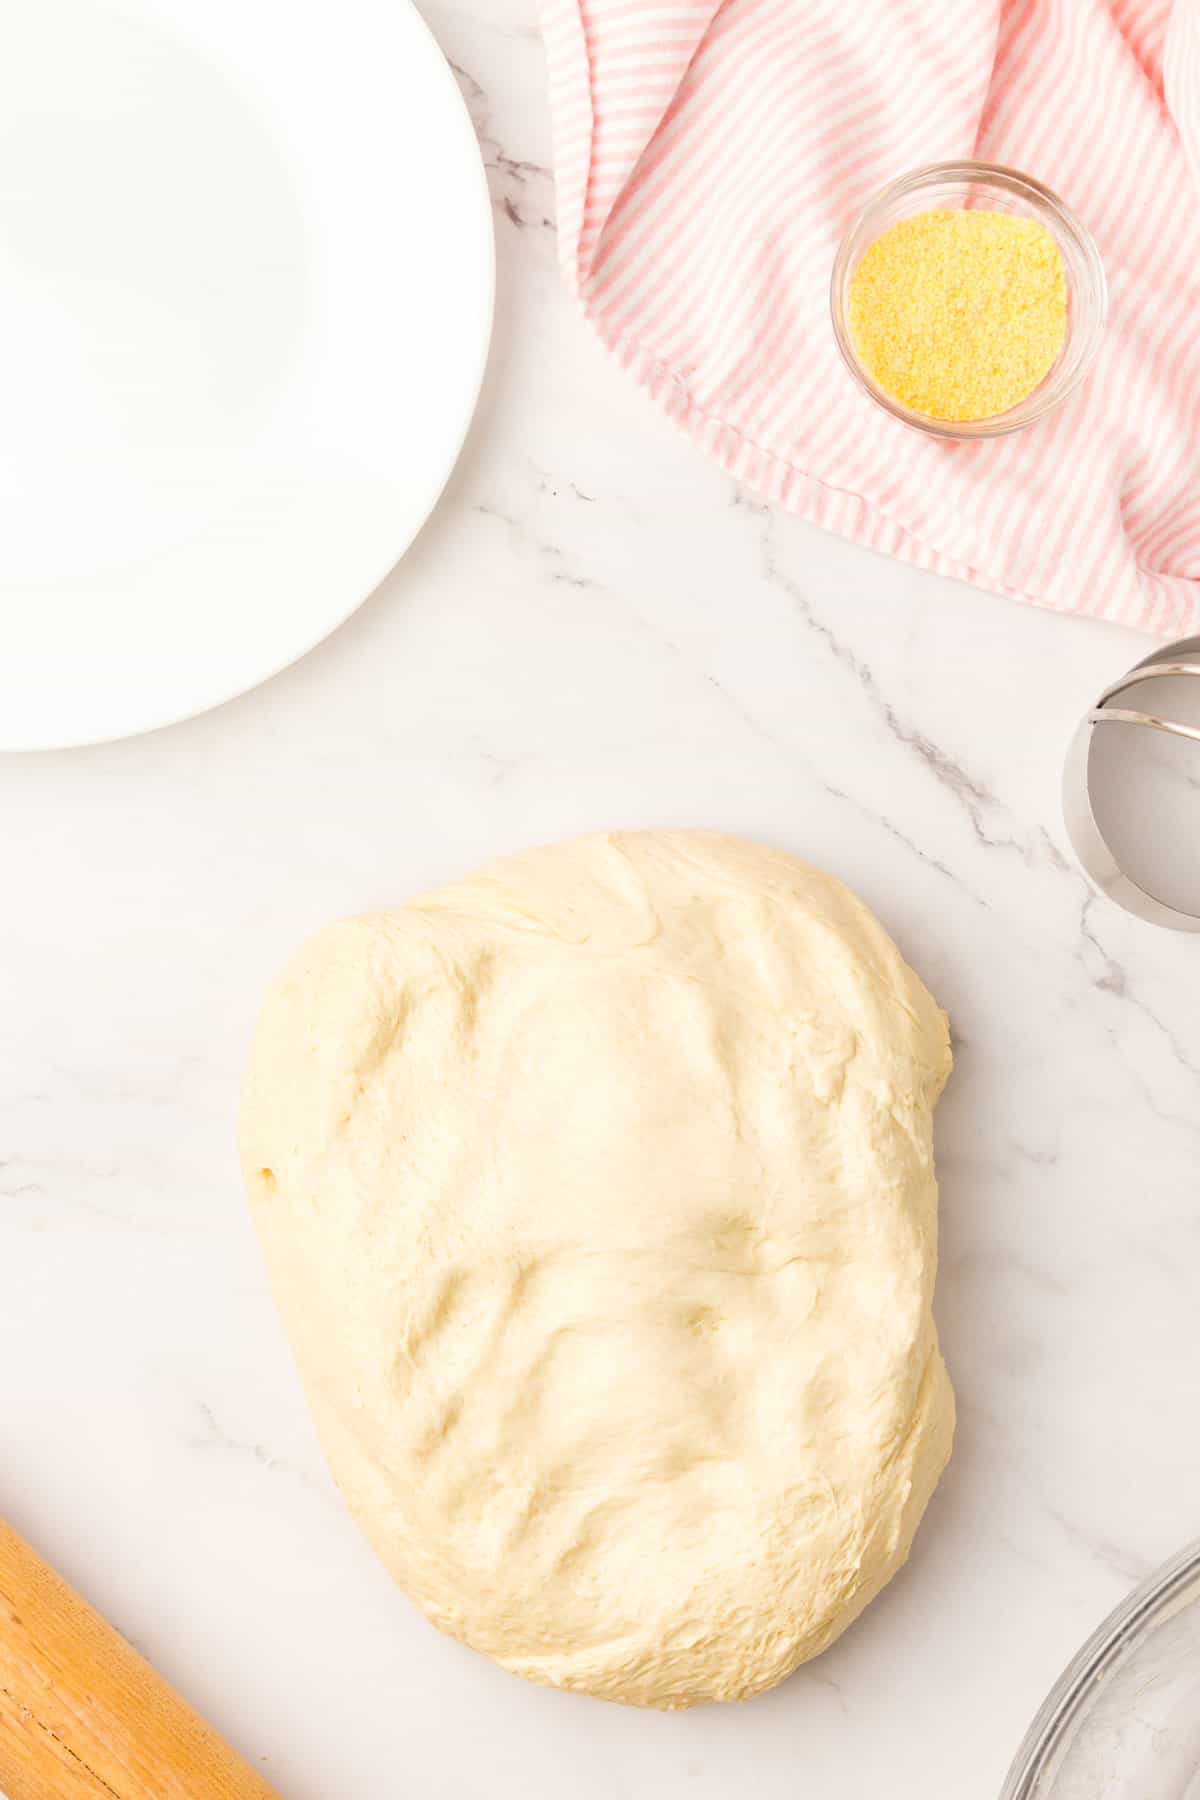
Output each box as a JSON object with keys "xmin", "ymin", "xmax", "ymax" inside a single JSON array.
[{"xmin": 0, "ymin": 0, "xmax": 493, "ymax": 750}]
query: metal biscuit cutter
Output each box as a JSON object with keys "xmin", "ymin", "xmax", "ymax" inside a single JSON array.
[{"xmin": 1064, "ymin": 633, "xmax": 1200, "ymax": 932}]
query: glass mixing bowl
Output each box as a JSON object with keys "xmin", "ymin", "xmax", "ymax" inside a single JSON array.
[{"xmin": 1000, "ymin": 1539, "xmax": 1200, "ymax": 1799}]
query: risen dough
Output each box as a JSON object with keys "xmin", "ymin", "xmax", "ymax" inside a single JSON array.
[{"xmin": 240, "ymin": 831, "xmax": 954, "ymax": 1708}]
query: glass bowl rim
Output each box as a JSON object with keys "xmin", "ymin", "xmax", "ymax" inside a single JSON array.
[
  {"xmin": 829, "ymin": 159, "xmax": 1109, "ymax": 441},
  {"xmin": 999, "ymin": 1537, "xmax": 1200, "ymax": 1799}
]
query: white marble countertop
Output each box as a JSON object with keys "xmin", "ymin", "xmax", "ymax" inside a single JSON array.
[{"xmin": 3, "ymin": 3, "xmax": 1198, "ymax": 1796}]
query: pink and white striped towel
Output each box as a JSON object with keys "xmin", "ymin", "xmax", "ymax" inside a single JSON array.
[{"xmin": 540, "ymin": 0, "xmax": 1200, "ymax": 635}]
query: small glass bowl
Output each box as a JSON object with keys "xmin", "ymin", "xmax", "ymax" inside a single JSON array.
[{"xmin": 829, "ymin": 161, "xmax": 1108, "ymax": 440}]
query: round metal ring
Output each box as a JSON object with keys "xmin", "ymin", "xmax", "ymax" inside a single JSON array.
[{"xmin": 1062, "ymin": 633, "xmax": 1200, "ymax": 932}]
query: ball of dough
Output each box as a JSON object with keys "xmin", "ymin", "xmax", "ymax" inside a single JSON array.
[{"xmin": 240, "ymin": 831, "xmax": 954, "ymax": 1708}]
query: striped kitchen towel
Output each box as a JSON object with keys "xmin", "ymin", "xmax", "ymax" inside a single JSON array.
[{"xmin": 540, "ymin": 0, "xmax": 1200, "ymax": 635}]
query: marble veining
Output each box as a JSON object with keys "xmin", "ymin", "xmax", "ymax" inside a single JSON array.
[{"xmin": 0, "ymin": 0, "xmax": 1197, "ymax": 1796}]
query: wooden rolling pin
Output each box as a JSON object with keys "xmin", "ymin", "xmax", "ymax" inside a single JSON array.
[{"xmin": 0, "ymin": 1518, "xmax": 282, "ymax": 1800}]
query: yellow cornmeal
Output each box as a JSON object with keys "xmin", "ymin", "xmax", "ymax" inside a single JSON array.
[{"xmin": 847, "ymin": 208, "xmax": 1067, "ymax": 422}]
